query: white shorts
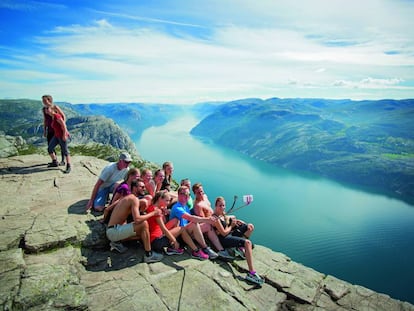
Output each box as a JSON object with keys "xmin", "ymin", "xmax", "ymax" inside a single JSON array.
[{"xmin": 106, "ymin": 223, "xmax": 135, "ymax": 242}]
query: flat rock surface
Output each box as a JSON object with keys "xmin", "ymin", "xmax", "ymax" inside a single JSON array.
[{"xmin": 0, "ymin": 155, "xmax": 413, "ymax": 311}]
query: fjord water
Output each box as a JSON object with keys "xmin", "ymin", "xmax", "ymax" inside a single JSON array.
[{"xmin": 136, "ymin": 114, "xmax": 414, "ymax": 304}]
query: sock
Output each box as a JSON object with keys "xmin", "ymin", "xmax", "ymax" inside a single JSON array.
[
  {"xmin": 145, "ymin": 251, "xmax": 152, "ymax": 257},
  {"xmin": 249, "ymin": 270, "xmax": 256, "ymax": 275}
]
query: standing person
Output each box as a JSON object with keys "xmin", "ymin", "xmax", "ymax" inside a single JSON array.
[
  {"xmin": 106, "ymin": 184, "xmax": 163, "ymax": 263},
  {"xmin": 169, "ymin": 186, "xmax": 219, "ymax": 260},
  {"xmin": 213, "ymin": 196, "xmax": 264, "ymax": 285},
  {"xmin": 42, "ymin": 95, "xmax": 66, "ymax": 166},
  {"xmin": 86, "ymin": 152, "xmax": 132, "ymax": 212},
  {"xmin": 45, "ymin": 105, "xmax": 71, "ymax": 174},
  {"xmin": 192, "ymin": 183, "xmax": 234, "ymax": 260}
]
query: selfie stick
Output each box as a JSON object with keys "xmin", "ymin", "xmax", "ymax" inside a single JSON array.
[{"xmin": 227, "ymin": 194, "xmax": 253, "ymax": 214}]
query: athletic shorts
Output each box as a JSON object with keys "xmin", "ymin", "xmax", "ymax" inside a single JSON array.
[
  {"xmin": 151, "ymin": 236, "xmax": 170, "ymax": 252},
  {"xmin": 106, "ymin": 223, "xmax": 135, "ymax": 242},
  {"xmin": 219, "ymin": 235, "xmax": 246, "ymax": 248}
]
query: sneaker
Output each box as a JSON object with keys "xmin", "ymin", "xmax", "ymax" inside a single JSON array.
[
  {"xmin": 144, "ymin": 251, "xmax": 163, "ymax": 263},
  {"xmin": 64, "ymin": 165, "xmax": 71, "ymax": 174},
  {"xmin": 245, "ymin": 272, "xmax": 264, "ymax": 285},
  {"xmin": 47, "ymin": 161, "xmax": 58, "ymax": 167},
  {"xmin": 202, "ymin": 247, "xmax": 219, "ymax": 260},
  {"xmin": 59, "ymin": 161, "xmax": 66, "ymax": 166},
  {"xmin": 218, "ymin": 249, "xmax": 235, "ymax": 261},
  {"xmin": 191, "ymin": 249, "xmax": 209, "ymax": 260},
  {"xmin": 109, "ymin": 241, "xmax": 128, "ymax": 253},
  {"xmin": 234, "ymin": 247, "xmax": 246, "ymax": 259},
  {"xmin": 165, "ymin": 247, "xmax": 184, "ymax": 255}
]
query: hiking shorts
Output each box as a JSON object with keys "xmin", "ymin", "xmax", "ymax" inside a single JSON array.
[{"xmin": 106, "ymin": 223, "xmax": 135, "ymax": 242}]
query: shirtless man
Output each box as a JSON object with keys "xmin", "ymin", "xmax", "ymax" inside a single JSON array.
[
  {"xmin": 191, "ymin": 183, "xmax": 234, "ymax": 260},
  {"xmin": 106, "ymin": 182, "xmax": 163, "ymax": 263}
]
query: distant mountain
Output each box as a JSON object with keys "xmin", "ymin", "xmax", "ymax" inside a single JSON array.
[
  {"xmin": 191, "ymin": 98, "xmax": 414, "ymax": 204},
  {"xmin": 0, "ymin": 99, "xmax": 138, "ymax": 156},
  {"xmin": 68, "ymin": 103, "xmax": 185, "ymax": 140}
]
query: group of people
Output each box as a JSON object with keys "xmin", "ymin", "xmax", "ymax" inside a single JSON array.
[
  {"xmin": 41, "ymin": 95, "xmax": 263, "ymax": 285},
  {"xmin": 86, "ymin": 154, "xmax": 264, "ymax": 285},
  {"xmin": 42, "ymin": 95, "xmax": 71, "ymax": 174}
]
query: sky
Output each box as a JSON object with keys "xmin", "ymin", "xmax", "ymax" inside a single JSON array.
[{"xmin": 1, "ymin": 0, "xmax": 414, "ymax": 104}]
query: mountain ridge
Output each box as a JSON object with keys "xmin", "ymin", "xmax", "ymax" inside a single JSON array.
[{"xmin": 190, "ymin": 97, "xmax": 414, "ymax": 205}]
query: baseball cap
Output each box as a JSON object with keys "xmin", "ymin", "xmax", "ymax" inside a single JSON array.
[{"xmin": 119, "ymin": 152, "xmax": 132, "ymax": 162}]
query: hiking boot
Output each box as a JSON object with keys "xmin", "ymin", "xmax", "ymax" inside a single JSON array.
[
  {"xmin": 109, "ymin": 241, "xmax": 128, "ymax": 253},
  {"xmin": 59, "ymin": 161, "xmax": 66, "ymax": 166},
  {"xmin": 165, "ymin": 247, "xmax": 184, "ymax": 255},
  {"xmin": 234, "ymin": 247, "xmax": 246, "ymax": 259},
  {"xmin": 64, "ymin": 165, "xmax": 71, "ymax": 174},
  {"xmin": 144, "ymin": 251, "xmax": 163, "ymax": 263},
  {"xmin": 202, "ymin": 247, "xmax": 218, "ymax": 260},
  {"xmin": 47, "ymin": 160, "xmax": 58, "ymax": 167},
  {"xmin": 191, "ymin": 249, "xmax": 209, "ymax": 260},
  {"xmin": 245, "ymin": 272, "xmax": 264, "ymax": 285},
  {"xmin": 218, "ymin": 249, "xmax": 234, "ymax": 261}
]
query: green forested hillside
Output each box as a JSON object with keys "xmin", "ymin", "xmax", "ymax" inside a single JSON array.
[{"xmin": 190, "ymin": 98, "xmax": 414, "ymax": 204}]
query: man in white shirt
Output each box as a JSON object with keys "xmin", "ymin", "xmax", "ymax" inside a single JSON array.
[{"xmin": 86, "ymin": 152, "xmax": 132, "ymax": 212}]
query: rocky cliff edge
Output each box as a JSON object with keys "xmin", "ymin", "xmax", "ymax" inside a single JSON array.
[{"xmin": 0, "ymin": 155, "xmax": 413, "ymax": 311}]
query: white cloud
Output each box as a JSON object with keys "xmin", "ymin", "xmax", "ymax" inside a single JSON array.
[{"xmin": 1, "ymin": 0, "xmax": 414, "ymax": 103}]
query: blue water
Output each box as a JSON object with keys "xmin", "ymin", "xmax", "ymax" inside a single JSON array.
[{"xmin": 136, "ymin": 114, "xmax": 414, "ymax": 304}]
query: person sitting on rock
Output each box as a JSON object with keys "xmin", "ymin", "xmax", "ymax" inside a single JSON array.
[
  {"xmin": 147, "ymin": 190, "xmax": 185, "ymax": 255},
  {"xmin": 161, "ymin": 161, "xmax": 178, "ymax": 203},
  {"xmin": 102, "ymin": 168, "xmax": 143, "ymax": 223},
  {"xmin": 161, "ymin": 161, "xmax": 174, "ymax": 191},
  {"xmin": 86, "ymin": 152, "xmax": 132, "ymax": 213},
  {"xmin": 106, "ymin": 182, "xmax": 163, "ymax": 263},
  {"xmin": 169, "ymin": 186, "xmax": 219, "ymax": 260},
  {"xmin": 149, "ymin": 168, "xmax": 165, "ymax": 197},
  {"xmin": 212, "ymin": 196, "xmax": 264, "ymax": 285},
  {"xmin": 180, "ymin": 178, "xmax": 194, "ymax": 212},
  {"xmin": 192, "ymin": 182, "xmax": 234, "ymax": 260},
  {"xmin": 141, "ymin": 168, "xmax": 154, "ymax": 197}
]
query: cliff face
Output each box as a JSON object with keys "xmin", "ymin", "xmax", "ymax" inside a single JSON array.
[{"xmin": 0, "ymin": 154, "xmax": 413, "ymax": 311}]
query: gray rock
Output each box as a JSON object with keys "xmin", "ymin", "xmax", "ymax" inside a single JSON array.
[
  {"xmin": 0, "ymin": 154, "xmax": 413, "ymax": 311},
  {"xmin": 0, "ymin": 134, "xmax": 26, "ymax": 158}
]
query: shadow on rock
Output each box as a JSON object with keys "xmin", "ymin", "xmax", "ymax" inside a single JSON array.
[
  {"xmin": 81, "ymin": 240, "xmax": 146, "ymax": 272},
  {"xmin": 0, "ymin": 163, "xmax": 50, "ymax": 175},
  {"xmin": 67, "ymin": 200, "xmax": 89, "ymax": 215}
]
